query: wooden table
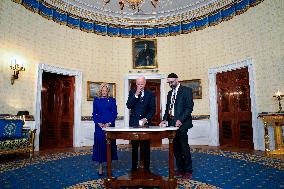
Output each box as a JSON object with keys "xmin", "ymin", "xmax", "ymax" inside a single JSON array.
[
  {"xmin": 258, "ymin": 112, "xmax": 284, "ymax": 155},
  {"xmin": 103, "ymin": 126, "xmax": 178, "ymax": 189}
]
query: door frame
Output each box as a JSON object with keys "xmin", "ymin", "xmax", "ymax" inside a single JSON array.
[
  {"xmin": 208, "ymin": 58, "xmax": 261, "ymax": 150},
  {"xmin": 35, "ymin": 63, "xmax": 82, "ymax": 151},
  {"xmin": 124, "ymin": 73, "xmax": 167, "ymax": 128}
]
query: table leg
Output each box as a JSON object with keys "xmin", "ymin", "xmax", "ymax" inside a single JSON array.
[
  {"xmin": 274, "ymin": 122, "xmax": 283, "ymax": 150},
  {"xmin": 140, "ymin": 141, "xmax": 145, "ymax": 169},
  {"xmin": 263, "ymin": 121, "xmax": 270, "ymax": 155},
  {"xmin": 168, "ymin": 138, "xmax": 174, "ymax": 180},
  {"xmin": 106, "ymin": 139, "xmax": 112, "ymax": 179}
]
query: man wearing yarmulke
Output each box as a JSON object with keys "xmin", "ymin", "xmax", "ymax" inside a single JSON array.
[{"xmin": 159, "ymin": 73, "xmax": 194, "ymax": 179}]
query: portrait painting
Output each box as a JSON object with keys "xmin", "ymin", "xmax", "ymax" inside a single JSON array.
[
  {"xmin": 180, "ymin": 79, "xmax": 202, "ymax": 99},
  {"xmin": 87, "ymin": 81, "xmax": 116, "ymax": 101},
  {"xmin": 132, "ymin": 38, "xmax": 157, "ymax": 69}
]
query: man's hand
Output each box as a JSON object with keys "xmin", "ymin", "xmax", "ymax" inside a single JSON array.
[
  {"xmin": 139, "ymin": 118, "xmax": 147, "ymax": 126},
  {"xmin": 175, "ymin": 120, "xmax": 182, "ymax": 127},
  {"xmin": 105, "ymin": 122, "xmax": 111, "ymax": 127},
  {"xmin": 159, "ymin": 120, "xmax": 167, "ymax": 127},
  {"xmin": 135, "ymin": 86, "xmax": 142, "ymax": 96}
]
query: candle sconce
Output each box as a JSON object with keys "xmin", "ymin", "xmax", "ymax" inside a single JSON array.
[
  {"xmin": 10, "ymin": 60, "xmax": 25, "ymax": 85},
  {"xmin": 273, "ymin": 90, "xmax": 284, "ymax": 112}
]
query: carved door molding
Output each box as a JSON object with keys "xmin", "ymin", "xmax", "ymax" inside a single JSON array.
[
  {"xmin": 208, "ymin": 58, "xmax": 261, "ymax": 150},
  {"xmin": 217, "ymin": 68, "xmax": 253, "ymax": 148},
  {"xmin": 124, "ymin": 73, "xmax": 167, "ymax": 128},
  {"xmin": 129, "ymin": 80, "xmax": 161, "ymax": 126},
  {"xmin": 35, "ymin": 64, "xmax": 82, "ymax": 151}
]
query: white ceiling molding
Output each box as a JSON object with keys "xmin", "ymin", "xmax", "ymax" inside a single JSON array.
[
  {"xmin": 17, "ymin": 0, "xmax": 264, "ymax": 37},
  {"xmin": 43, "ymin": 0, "xmax": 236, "ymax": 26}
]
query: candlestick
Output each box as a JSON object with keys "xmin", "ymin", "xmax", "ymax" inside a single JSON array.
[
  {"xmin": 273, "ymin": 90, "xmax": 284, "ymax": 112},
  {"xmin": 275, "ymin": 90, "xmax": 281, "ymax": 97},
  {"xmin": 9, "ymin": 59, "xmax": 26, "ymax": 85}
]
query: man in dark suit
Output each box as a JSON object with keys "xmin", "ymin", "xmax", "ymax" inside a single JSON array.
[
  {"xmin": 126, "ymin": 76, "xmax": 156, "ymax": 171},
  {"xmin": 159, "ymin": 73, "xmax": 194, "ymax": 179}
]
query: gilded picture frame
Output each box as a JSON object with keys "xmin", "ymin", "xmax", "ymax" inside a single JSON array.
[
  {"xmin": 180, "ymin": 79, "xmax": 202, "ymax": 99},
  {"xmin": 132, "ymin": 38, "xmax": 157, "ymax": 69},
  {"xmin": 87, "ymin": 81, "xmax": 116, "ymax": 101}
]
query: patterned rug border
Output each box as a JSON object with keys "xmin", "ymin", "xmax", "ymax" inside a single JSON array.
[
  {"xmin": 191, "ymin": 148, "xmax": 284, "ymax": 171},
  {"xmin": 64, "ymin": 178, "xmax": 221, "ymax": 189},
  {"xmin": 1, "ymin": 147, "xmax": 283, "ymax": 173}
]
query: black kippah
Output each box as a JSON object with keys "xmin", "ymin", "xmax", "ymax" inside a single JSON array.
[{"xmin": 167, "ymin": 73, "xmax": 178, "ymax": 78}]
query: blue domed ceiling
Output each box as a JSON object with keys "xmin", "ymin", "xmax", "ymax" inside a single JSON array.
[{"xmin": 19, "ymin": 0, "xmax": 263, "ymax": 37}]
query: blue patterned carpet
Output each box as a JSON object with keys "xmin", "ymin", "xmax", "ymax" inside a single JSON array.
[{"xmin": 0, "ymin": 147, "xmax": 283, "ymax": 189}]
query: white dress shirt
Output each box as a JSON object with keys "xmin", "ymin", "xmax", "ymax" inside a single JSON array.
[
  {"xmin": 135, "ymin": 90, "xmax": 144, "ymax": 98},
  {"xmin": 170, "ymin": 83, "xmax": 180, "ymax": 116}
]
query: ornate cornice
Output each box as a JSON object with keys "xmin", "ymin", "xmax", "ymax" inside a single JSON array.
[{"xmin": 14, "ymin": 0, "xmax": 264, "ymax": 37}]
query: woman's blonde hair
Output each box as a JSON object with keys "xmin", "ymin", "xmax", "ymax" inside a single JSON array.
[{"xmin": 98, "ymin": 82, "xmax": 110, "ymax": 97}]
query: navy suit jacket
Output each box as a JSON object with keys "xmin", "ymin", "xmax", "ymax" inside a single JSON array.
[
  {"xmin": 163, "ymin": 85, "xmax": 194, "ymax": 129},
  {"xmin": 126, "ymin": 89, "xmax": 156, "ymax": 126}
]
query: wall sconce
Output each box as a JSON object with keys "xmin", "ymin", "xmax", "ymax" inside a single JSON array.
[
  {"xmin": 273, "ymin": 90, "xmax": 284, "ymax": 112},
  {"xmin": 10, "ymin": 59, "xmax": 25, "ymax": 85}
]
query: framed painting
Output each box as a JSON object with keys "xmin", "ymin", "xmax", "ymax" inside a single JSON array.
[
  {"xmin": 132, "ymin": 38, "xmax": 157, "ymax": 69},
  {"xmin": 87, "ymin": 81, "xmax": 116, "ymax": 101},
  {"xmin": 180, "ymin": 79, "xmax": 202, "ymax": 99}
]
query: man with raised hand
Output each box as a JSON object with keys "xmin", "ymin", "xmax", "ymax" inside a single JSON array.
[{"xmin": 126, "ymin": 76, "xmax": 156, "ymax": 171}]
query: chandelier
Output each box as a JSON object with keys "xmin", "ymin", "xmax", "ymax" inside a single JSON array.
[{"xmin": 103, "ymin": 0, "xmax": 159, "ymax": 12}]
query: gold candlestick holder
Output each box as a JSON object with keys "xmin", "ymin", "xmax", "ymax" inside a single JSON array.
[
  {"xmin": 10, "ymin": 59, "xmax": 25, "ymax": 85},
  {"xmin": 273, "ymin": 91, "xmax": 284, "ymax": 112}
]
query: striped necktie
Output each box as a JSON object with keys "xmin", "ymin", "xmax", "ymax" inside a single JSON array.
[{"xmin": 169, "ymin": 89, "xmax": 176, "ymax": 116}]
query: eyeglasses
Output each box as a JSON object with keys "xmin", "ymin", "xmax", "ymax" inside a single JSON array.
[{"xmin": 167, "ymin": 79, "xmax": 176, "ymax": 84}]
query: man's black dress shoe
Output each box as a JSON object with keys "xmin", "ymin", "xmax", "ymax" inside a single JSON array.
[
  {"xmin": 182, "ymin": 172, "xmax": 192, "ymax": 179},
  {"xmin": 174, "ymin": 170, "xmax": 183, "ymax": 177}
]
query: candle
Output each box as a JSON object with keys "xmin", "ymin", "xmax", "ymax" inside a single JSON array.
[
  {"xmin": 10, "ymin": 59, "xmax": 16, "ymax": 69},
  {"xmin": 275, "ymin": 90, "xmax": 281, "ymax": 97}
]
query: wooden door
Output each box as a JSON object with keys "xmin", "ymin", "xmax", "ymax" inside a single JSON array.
[
  {"xmin": 145, "ymin": 81, "xmax": 161, "ymax": 126},
  {"xmin": 58, "ymin": 77, "xmax": 74, "ymax": 147},
  {"xmin": 217, "ymin": 68, "xmax": 253, "ymax": 148},
  {"xmin": 40, "ymin": 77, "xmax": 58, "ymax": 148},
  {"xmin": 40, "ymin": 72, "xmax": 74, "ymax": 150}
]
